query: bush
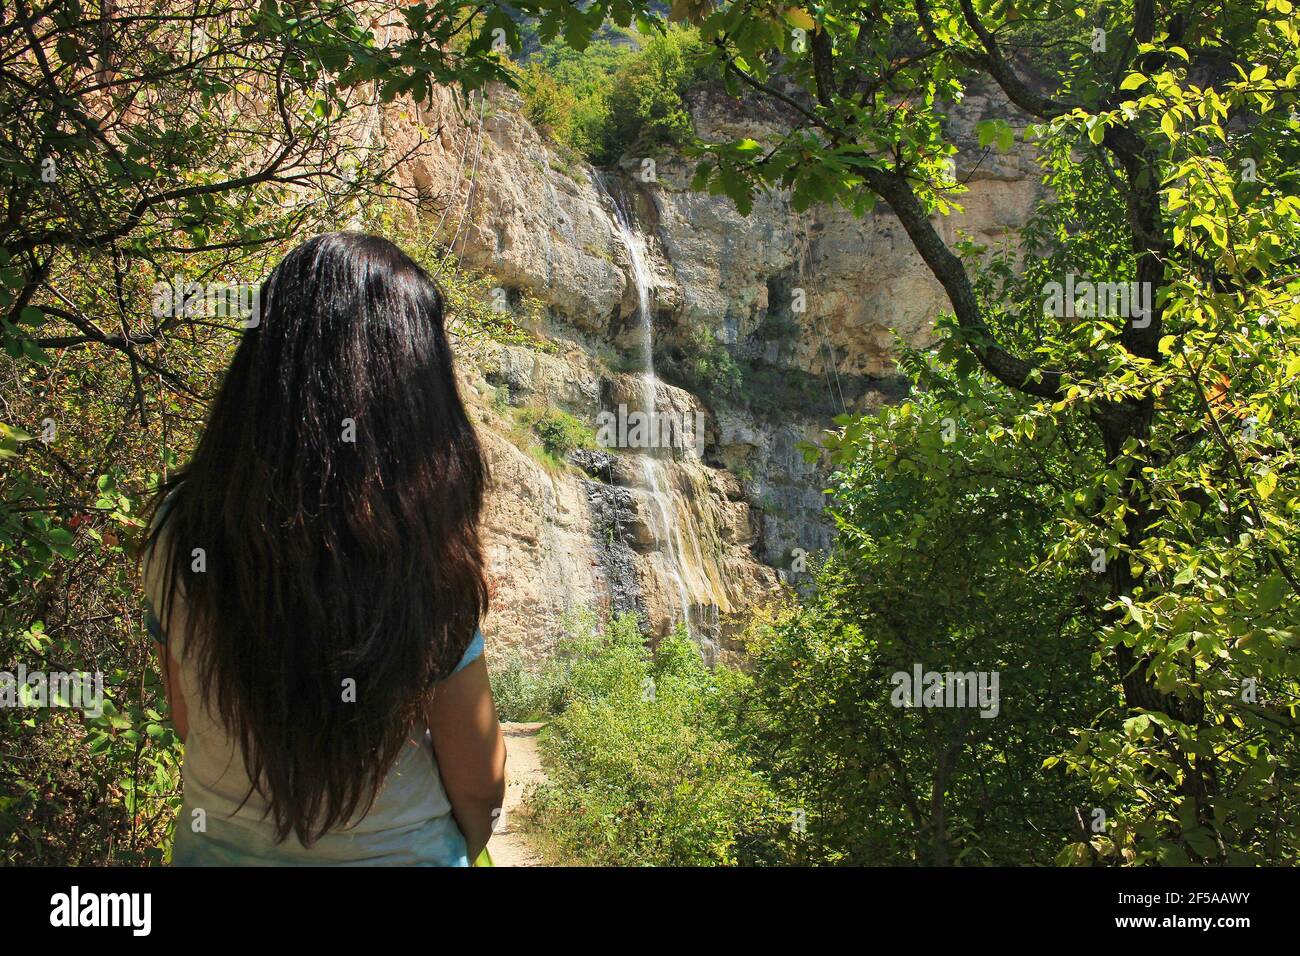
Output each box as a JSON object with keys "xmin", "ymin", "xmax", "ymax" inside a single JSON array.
[
  {"xmin": 601, "ymin": 27, "xmax": 711, "ymax": 161},
  {"xmin": 525, "ymin": 614, "xmax": 792, "ymax": 866},
  {"xmin": 504, "ymin": 403, "xmax": 595, "ymax": 465},
  {"xmin": 515, "ymin": 27, "xmax": 714, "ymax": 165},
  {"xmin": 516, "ymin": 40, "xmax": 629, "ymax": 161},
  {"xmin": 737, "ymin": 374, "xmax": 1116, "ymax": 866},
  {"xmin": 660, "ymin": 325, "xmax": 743, "ymax": 402},
  {"xmin": 532, "ymin": 409, "xmax": 596, "ymax": 459},
  {"xmin": 506, "ymin": 405, "xmax": 597, "ymax": 468},
  {"xmin": 490, "ymin": 651, "xmax": 572, "ymax": 722}
]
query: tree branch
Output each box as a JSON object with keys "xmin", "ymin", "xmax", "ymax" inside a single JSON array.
[{"xmin": 862, "ymin": 164, "xmax": 1064, "ymax": 400}]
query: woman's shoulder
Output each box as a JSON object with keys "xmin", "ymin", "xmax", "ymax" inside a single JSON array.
[{"xmin": 446, "ymin": 630, "xmax": 485, "ymax": 679}]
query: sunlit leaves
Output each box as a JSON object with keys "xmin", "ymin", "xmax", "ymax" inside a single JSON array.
[{"xmin": 695, "ymin": 0, "xmax": 1300, "ymax": 864}]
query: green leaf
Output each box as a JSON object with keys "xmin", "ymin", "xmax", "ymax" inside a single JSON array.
[
  {"xmin": 1183, "ymin": 826, "xmax": 1219, "ymax": 859},
  {"xmin": 1255, "ymin": 471, "xmax": 1277, "ymax": 500},
  {"xmin": 784, "ymin": 8, "xmax": 816, "ymax": 31},
  {"xmin": 1256, "ymin": 574, "xmax": 1288, "ymax": 613}
]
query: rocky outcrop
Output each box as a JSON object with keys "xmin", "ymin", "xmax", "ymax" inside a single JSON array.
[{"xmin": 385, "ymin": 79, "xmax": 1041, "ymax": 661}]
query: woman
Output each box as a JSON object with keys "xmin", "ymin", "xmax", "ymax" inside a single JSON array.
[{"xmin": 142, "ymin": 232, "xmax": 506, "ymax": 866}]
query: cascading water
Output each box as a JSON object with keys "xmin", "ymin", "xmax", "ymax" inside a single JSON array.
[{"xmin": 596, "ymin": 171, "xmax": 694, "ymax": 636}]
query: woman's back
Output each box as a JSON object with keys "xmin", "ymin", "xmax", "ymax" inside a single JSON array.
[
  {"xmin": 144, "ymin": 233, "xmax": 505, "ymax": 866},
  {"xmin": 146, "ymin": 564, "xmax": 483, "ymax": 865}
]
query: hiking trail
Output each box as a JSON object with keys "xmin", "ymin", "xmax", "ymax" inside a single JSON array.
[{"xmin": 492, "ymin": 722, "xmax": 547, "ymax": 867}]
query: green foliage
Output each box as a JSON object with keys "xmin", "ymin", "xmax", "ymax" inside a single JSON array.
[
  {"xmin": 742, "ymin": 367, "xmax": 1116, "ymax": 865},
  {"xmin": 515, "ymin": 27, "xmax": 713, "ymax": 164},
  {"xmin": 1, "ymin": 622, "xmax": 181, "ymax": 865},
  {"xmin": 533, "ymin": 408, "xmax": 598, "ymax": 459},
  {"xmin": 516, "ymin": 38, "xmax": 636, "ymax": 161},
  {"xmin": 603, "ymin": 27, "xmax": 713, "ymax": 161},
  {"xmin": 504, "ymin": 404, "xmax": 598, "ymax": 470},
  {"xmin": 489, "ymin": 611, "xmax": 618, "ymax": 721},
  {"xmin": 490, "ymin": 653, "xmax": 571, "ymax": 722},
  {"xmin": 526, "ymin": 614, "xmax": 792, "ymax": 865},
  {"xmin": 659, "ymin": 324, "xmax": 744, "ymax": 401},
  {"xmin": 687, "ymin": 0, "xmax": 1300, "ymax": 864}
]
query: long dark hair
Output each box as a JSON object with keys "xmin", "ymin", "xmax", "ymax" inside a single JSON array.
[{"xmin": 146, "ymin": 232, "xmax": 488, "ymax": 845}]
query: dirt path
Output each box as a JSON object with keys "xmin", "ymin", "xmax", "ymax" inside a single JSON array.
[{"xmin": 491, "ymin": 721, "xmax": 547, "ymax": 867}]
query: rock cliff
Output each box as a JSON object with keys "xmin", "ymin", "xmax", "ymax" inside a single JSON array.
[{"xmin": 383, "ymin": 79, "xmax": 1041, "ymax": 661}]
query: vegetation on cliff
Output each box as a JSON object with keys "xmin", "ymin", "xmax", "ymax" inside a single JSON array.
[{"xmin": 515, "ymin": 26, "xmax": 715, "ymax": 165}]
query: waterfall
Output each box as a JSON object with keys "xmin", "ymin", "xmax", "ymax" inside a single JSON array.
[{"xmin": 596, "ymin": 171, "xmax": 694, "ymax": 637}]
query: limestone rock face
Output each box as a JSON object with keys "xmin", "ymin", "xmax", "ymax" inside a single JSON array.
[
  {"xmin": 390, "ymin": 87, "xmax": 626, "ymax": 333},
  {"xmin": 643, "ymin": 82, "xmax": 1042, "ymax": 382},
  {"xmin": 474, "ymin": 429, "xmax": 607, "ymax": 652},
  {"xmin": 386, "ymin": 80, "xmax": 1040, "ymax": 660}
]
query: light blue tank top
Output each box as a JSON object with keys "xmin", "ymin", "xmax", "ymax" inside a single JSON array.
[{"xmin": 144, "ymin": 580, "xmax": 484, "ymax": 867}]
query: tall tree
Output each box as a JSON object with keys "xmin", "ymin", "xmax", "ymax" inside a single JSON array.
[{"xmin": 687, "ymin": 0, "xmax": 1300, "ymax": 863}]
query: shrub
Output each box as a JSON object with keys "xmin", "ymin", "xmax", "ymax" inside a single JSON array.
[
  {"xmin": 378, "ymin": 208, "xmax": 555, "ymax": 354},
  {"xmin": 516, "ymin": 40, "xmax": 629, "ymax": 161},
  {"xmin": 525, "ymin": 614, "xmax": 791, "ymax": 866},
  {"xmin": 532, "ymin": 409, "xmax": 596, "ymax": 459},
  {"xmin": 517, "ymin": 64, "xmax": 578, "ymax": 138},
  {"xmin": 739, "ymin": 378, "xmax": 1116, "ymax": 866},
  {"xmin": 490, "ymin": 652, "xmax": 572, "ymax": 722},
  {"xmin": 601, "ymin": 27, "xmax": 711, "ymax": 161},
  {"xmin": 660, "ymin": 325, "xmax": 743, "ymax": 402},
  {"xmin": 514, "ymin": 27, "xmax": 714, "ymax": 165},
  {"xmin": 509, "ymin": 405, "xmax": 597, "ymax": 467}
]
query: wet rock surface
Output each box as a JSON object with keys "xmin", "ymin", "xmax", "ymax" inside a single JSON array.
[{"xmin": 391, "ymin": 80, "xmax": 1040, "ymax": 659}]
